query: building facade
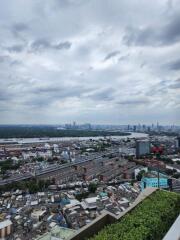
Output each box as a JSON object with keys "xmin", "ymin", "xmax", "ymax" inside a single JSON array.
[
  {"xmin": 141, "ymin": 177, "xmax": 168, "ymax": 190},
  {"xmin": 0, "ymin": 220, "xmax": 12, "ymax": 239},
  {"xmin": 136, "ymin": 140, "xmax": 150, "ymax": 158}
]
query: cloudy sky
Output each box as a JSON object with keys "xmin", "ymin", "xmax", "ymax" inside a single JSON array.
[{"xmin": 0, "ymin": 0, "xmax": 180, "ymax": 125}]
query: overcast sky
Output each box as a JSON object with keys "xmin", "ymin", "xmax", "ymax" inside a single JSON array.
[{"xmin": 0, "ymin": 0, "xmax": 180, "ymax": 125}]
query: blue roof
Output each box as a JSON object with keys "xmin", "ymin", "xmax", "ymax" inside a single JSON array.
[{"xmin": 99, "ymin": 192, "xmax": 108, "ymax": 197}]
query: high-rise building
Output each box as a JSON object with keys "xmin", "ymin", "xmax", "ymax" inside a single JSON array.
[
  {"xmin": 136, "ymin": 140, "xmax": 150, "ymax": 158},
  {"xmin": 175, "ymin": 137, "xmax": 180, "ymax": 148}
]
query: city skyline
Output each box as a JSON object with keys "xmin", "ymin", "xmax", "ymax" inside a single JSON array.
[{"xmin": 0, "ymin": 0, "xmax": 180, "ymax": 124}]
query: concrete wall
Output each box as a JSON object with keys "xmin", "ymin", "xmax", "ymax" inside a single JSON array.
[
  {"xmin": 70, "ymin": 187, "xmax": 157, "ymax": 240},
  {"xmin": 163, "ymin": 214, "xmax": 180, "ymax": 240}
]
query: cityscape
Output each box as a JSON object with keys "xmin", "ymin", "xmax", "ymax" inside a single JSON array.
[
  {"xmin": 0, "ymin": 0, "xmax": 180, "ymax": 240},
  {"xmin": 0, "ymin": 124, "xmax": 179, "ymax": 239}
]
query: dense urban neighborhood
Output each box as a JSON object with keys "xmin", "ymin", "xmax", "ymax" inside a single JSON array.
[
  {"xmin": 1, "ymin": 0, "xmax": 180, "ymax": 238},
  {"xmin": 0, "ymin": 125, "xmax": 179, "ymax": 239}
]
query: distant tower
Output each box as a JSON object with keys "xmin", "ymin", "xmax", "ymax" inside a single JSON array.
[
  {"xmin": 175, "ymin": 137, "xmax": 180, "ymax": 149},
  {"xmin": 157, "ymin": 121, "xmax": 159, "ymax": 131},
  {"xmin": 136, "ymin": 140, "xmax": 150, "ymax": 158}
]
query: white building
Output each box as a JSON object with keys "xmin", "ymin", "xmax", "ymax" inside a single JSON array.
[
  {"xmin": 37, "ymin": 150, "xmax": 52, "ymax": 159},
  {"xmin": 53, "ymin": 144, "xmax": 60, "ymax": 153},
  {"xmin": 31, "ymin": 209, "xmax": 47, "ymax": 221},
  {"xmin": 81, "ymin": 197, "xmax": 98, "ymax": 209},
  {"xmin": 172, "ymin": 158, "xmax": 180, "ymax": 162},
  {"xmin": 119, "ymin": 147, "xmax": 136, "ymax": 156},
  {"xmin": 61, "ymin": 151, "xmax": 69, "ymax": 160},
  {"xmin": 44, "ymin": 143, "xmax": 51, "ymax": 150},
  {"xmin": 22, "ymin": 151, "xmax": 37, "ymax": 160},
  {"xmin": 134, "ymin": 167, "xmax": 148, "ymax": 179},
  {"xmin": 0, "ymin": 220, "xmax": 12, "ymax": 239}
]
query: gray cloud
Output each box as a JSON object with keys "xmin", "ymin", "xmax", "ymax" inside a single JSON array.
[
  {"xmin": 0, "ymin": 55, "xmax": 21, "ymax": 66},
  {"xmin": 53, "ymin": 0, "xmax": 85, "ymax": 8},
  {"xmin": 164, "ymin": 13, "xmax": 180, "ymax": 44},
  {"xmin": 12, "ymin": 23, "xmax": 29, "ymax": 32},
  {"xmin": 140, "ymin": 62, "xmax": 146, "ymax": 68},
  {"xmin": 54, "ymin": 41, "xmax": 72, "ymax": 50},
  {"xmin": 30, "ymin": 39, "xmax": 72, "ymax": 52},
  {"xmin": 11, "ymin": 23, "xmax": 29, "ymax": 40},
  {"xmin": 169, "ymin": 78, "xmax": 180, "ymax": 89},
  {"xmin": 123, "ymin": 13, "xmax": 180, "ymax": 46},
  {"xmin": 30, "ymin": 39, "xmax": 51, "ymax": 51},
  {"xmin": 118, "ymin": 54, "xmax": 130, "ymax": 62},
  {"xmin": 33, "ymin": 85, "xmax": 86, "ymax": 97},
  {"xmin": 22, "ymin": 84, "xmax": 95, "ymax": 108},
  {"xmin": 123, "ymin": 26, "xmax": 154, "ymax": 46},
  {"xmin": 85, "ymin": 88, "xmax": 115, "ymax": 101},
  {"xmin": 0, "ymin": 91, "xmax": 11, "ymax": 101},
  {"xmin": 104, "ymin": 51, "xmax": 120, "ymax": 61},
  {"xmin": 165, "ymin": 59, "xmax": 180, "ymax": 71},
  {"xmin": 145, "ymin": 80, "xmax": 169, "ymax": 97},
  {"xmin": 7, "ymin": 44, "xmax": 25, "ymax": 53},
  {"xmin": 118, "ymin": 99, "xmax": 150, "ymax": 105},
  {"xmin": 10, "ymin": 60, "xmax": 22, "ymax": 66},
  {"xmin": 0, "ymin": 55, "xmax": 10, "ymax": 63},
  {"xmin": 0, "ymin": 0, "xmax": 179, "ymax": 124}
]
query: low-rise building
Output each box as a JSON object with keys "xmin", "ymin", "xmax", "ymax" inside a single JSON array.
[
  {"xmin": 81, "ymin": 197, "xmax": 98, "ymax": 210},
  {"xmin": 0, "ymin": 219, "xmax": 12, "ymax": 239},
  {"xmin": 31, "ymin": 209, "xmax": 47, "ymax": 221},
  {"xmin": 141, "ymin": 172, "xmax": 168, "ymax": 190}
]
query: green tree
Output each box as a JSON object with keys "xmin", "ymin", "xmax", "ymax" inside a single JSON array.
[
  {"xmin": 88, "ymin": 183, "xmax": 97, "ymax": 193},
  {"xmin": 136, "ymin": 170, "xmax": 146, "ymax": 181},
  {"xmin": 76, "ymin": 192, "xmax": 89, "ymax": 201},
  {"xmin": 36, "ymin": 157, "xmax": 44, "ymax": 162},
  {"xmin": 172, "ymin": 172, "xmax": 180, "ymax": 179}
]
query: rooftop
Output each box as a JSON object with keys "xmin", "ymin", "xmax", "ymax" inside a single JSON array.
[
  {"xmin": 84, "ymin": 197, "xmax": 98, "ymax": 204},
  {"xmin": 36, "ymin": 226, "xmax": 76, "ymax": 240},
  {"xmin": 89, "ymin": 190, "xmax": 180, "ymax": 240},
  {"xmin": 0, "ymin": 219, "xmax": 12, "ymax": 229}
]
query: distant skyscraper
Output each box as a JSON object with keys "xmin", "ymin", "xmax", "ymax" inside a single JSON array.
[
  {"xmin": 136, "ymin": 140, "xmax": 150, "ymax": 158},
  {"xmin": 175, "ymin": 137, "xmax": 180, "ymax": 148}
]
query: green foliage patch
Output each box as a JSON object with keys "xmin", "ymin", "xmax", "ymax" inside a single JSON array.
[
  {"xmin": 0, "ymin": 126, "xmax": 130, "ymax": 138},
  {"xmin": 89, "ymin": 190, "xmax": 180, "ymax": 240}
]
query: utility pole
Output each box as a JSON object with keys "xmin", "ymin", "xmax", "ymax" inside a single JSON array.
[
  {"xmin": 152, "ymin": 146, "xmax": 163, "ymax": 189},
  {"xmin": 157, "ymin": 147, "xmax": 163, "ymax": 189},
  {"xmin": 157, "ymin": 153, "xmax": 160, "ymax": 189}
]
